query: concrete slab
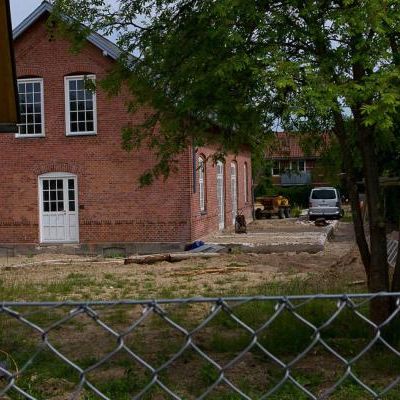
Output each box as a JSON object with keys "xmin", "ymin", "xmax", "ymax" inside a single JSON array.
[{"xmin": 205, "ymin": 219, "xmax": 338, "ymax": 254}]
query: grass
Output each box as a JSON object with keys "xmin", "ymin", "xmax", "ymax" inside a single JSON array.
[
  {"xmin": 0, "ymin": 247, "xmax": 397, "ymax": 398},
  {"xmin": 2, "ymin": 290, "xmax": 400, "ymax": 399}
]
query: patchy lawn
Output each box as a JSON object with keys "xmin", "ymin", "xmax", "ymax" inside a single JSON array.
[
  {"xmin": 2, "ymin": 222, "xmax": 395, "ymax": 399},
  {"xmin": 0, "ymin": 223, "xmax": 363, "ymax": 302}
]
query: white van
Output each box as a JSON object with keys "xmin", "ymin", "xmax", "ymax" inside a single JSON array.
[{"xmin": 308, "ymin": 187, "xmax": 342, "ymax": 221}]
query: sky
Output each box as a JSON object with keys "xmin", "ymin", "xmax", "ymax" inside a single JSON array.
[{"xmin": 10, "ymin": 0, "xmax": 42, "ymax": 27}]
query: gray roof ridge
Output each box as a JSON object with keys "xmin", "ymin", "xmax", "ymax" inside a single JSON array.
[{"xmin": 12, "ymin": 0, "xmax": 121, "ymax": 60}]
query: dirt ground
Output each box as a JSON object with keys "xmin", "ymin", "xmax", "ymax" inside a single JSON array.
[
  {"xmin": 0, "ymin": 222, "xmax": 365, "ymax": 302},
  {"xmin": 0, "ymin": 222, "xmax": 392, "ymax": 400}
]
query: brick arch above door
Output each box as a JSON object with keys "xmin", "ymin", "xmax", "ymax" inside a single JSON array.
[{"xmin": 33, "ymin": 162, "xmax": 82, "ymax": 176}]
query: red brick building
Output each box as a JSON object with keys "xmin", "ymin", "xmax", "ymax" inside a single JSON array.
[
  {"xmin": 267, "ymin": 132, "xmax": 328, "ymax": 187},
  {"xmin": 1, "ymin": 2, "xmax": 252, "ymax": 254}
]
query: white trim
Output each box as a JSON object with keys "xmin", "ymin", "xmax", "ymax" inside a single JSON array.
[
  {"xmin": 244, "ymin": 162, "xmax": 248, "ymax": 203},
  {"xmin": 230, "ymin": 162, "xmax": 238, "ymax": 225},
  {"xmin": 16, "ymin": 78, "xmax": 45, "ymax": 138},
  {"xmin": 198, "ymin": 157, "xmax": 206, "ymax": 212},
  {"xmin": 64, "ymin": 75, "xmax": 97, "ymax": 136},
  {"xmin": 216, "ymin": 161, "xmax": 225, "ymax": 230},
  {"xmin": 38, "ymin": 172, "xmax": 79, "ymax": 244}
]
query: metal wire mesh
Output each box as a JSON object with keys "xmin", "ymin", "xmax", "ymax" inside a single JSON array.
[{"xmin": 1, "ymin": 293, "xmax": 400, "ymax": 399}]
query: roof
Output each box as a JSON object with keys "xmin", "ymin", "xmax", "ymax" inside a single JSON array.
[
  {"xmin": 267, "ymin": 132, "xmax": 329, "ymax": 160},
  {"xmin": 12, "ymin": 1, "xmax": 121, "ymax": 60}
]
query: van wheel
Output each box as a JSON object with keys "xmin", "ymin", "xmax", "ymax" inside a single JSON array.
[{"xmin": 284, "ymin": 208, "xmax": 291, "ymax": 218}]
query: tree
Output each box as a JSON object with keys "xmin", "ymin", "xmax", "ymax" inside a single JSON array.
[{"xmin": 50, "ymin": 0, "xmax": 400, "ymax": 321}]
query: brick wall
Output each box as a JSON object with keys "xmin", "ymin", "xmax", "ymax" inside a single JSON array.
[
  {"xmin": 0, "ymin": 15, "xmax": 252, "ymax": 247},
  {"xmin": 190, "ymin": 146, "xmax": 253, "ymax": 240}
]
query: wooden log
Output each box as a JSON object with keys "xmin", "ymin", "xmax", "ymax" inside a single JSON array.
[{"xmin": 124, "ymin": 252, "xmax": 221, "ymax": 265}]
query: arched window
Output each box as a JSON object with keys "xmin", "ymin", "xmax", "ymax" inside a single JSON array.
[
  {"xmin": 244, "ymin": 162, "xmax": 249, "ymax": 203},
  {"xmin": 198, "ymin": 156, "xmax": 206, "ymax": 212},
  {"xmin": 230, "ymin": 161, "xmax": 238, "ymax": 225}
]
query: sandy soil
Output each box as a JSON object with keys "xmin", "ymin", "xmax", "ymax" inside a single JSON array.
[{"xmin": 0, "ymin": 222, "xmax": 365, "ymax": 302}]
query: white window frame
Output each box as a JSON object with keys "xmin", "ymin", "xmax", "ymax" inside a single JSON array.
[
  {"xmin": 16, "ymin": 78, "xmax": 45, "ymax": 138},
  {"xmin": 297, "ymin": 159, "xmax": 306, "ymax": 172},
  {"xmin": 244, "ymin": 162, "xmax": 249, "ymax": 203},
  {"xmin": 272, "ymin": 160, "xmax": 281, "ymax": 176},
  {"xmin": 198, "ymin": 157, "xmax": 206, "ymax": 212},
  {"xmin": 65, "ymin": 75, "xmax": 97, "ymax": 136},
  {"xmin": 230, "ymin": 161, "xmax": 238, "ymax": 225}
]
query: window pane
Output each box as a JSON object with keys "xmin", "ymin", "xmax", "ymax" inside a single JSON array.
[
  {"xmin": 50, "ymin": 191, "xmax": 56, "ymax": 201},
  {"xmin": 34, "ymin": 124, "xmax": 42, "ymax": 134},
  {"xmin": 78, "ymin": 122, "xmax": 85, "ymax": 131},
  {"xmin": 50, "ymin": 202, "xmax": 57, "ymax": 212},
  {"xmin": 70, "ymin": 91, "xmax": 76, "ymax": 101},
  {"xmin": 71, "ymin": 122, "xmax": 78, "ymax": 132},
  {"xmin": 77, "ymin": 91, "xmax": 84, "ymax": 101},
  {"xmin": 68, "ymin": 179, "xmax": 74, "ymax": 190},
  {"xmin": 77, "ymin": 79, "xmax": 84, "ymax": 90},
  {"xmin": 71, "ymin": 112, "xmax": 78, "ymax": 122},
  {"xmin": 57, "ymin": 179, "xmax": 62, "ymax": 188},
  {"xmin": 50, "ymin": 180, "xmax": 56, "ymax": 190},
  {"xmin": 43, "ymin": 180, "xmax": 49, "ymax": 190},
  {"xmin": 69, "ymin": 80, "xmax": 76, "ymax": 90},
  {"xmin": 69, "ymin": 201, "xmax": 75, "ymax": 212},
  {"xmin": 58, "ymin": 202, "xmax": 64, "ymax": 211},
  {"xmin": 27, "ymin": 125, "xmax": 34, "ymax": 134},
  {"xmin": 44, "ymin": 191, "xmax": 49, "ymax": 201},
  {"xmin": 58, "ymin": 191, "xmax": 63, "ymax": 201},
  {"xmin": 44, "ymin": 202, "xmax": 49, "ymax": 212},
  {"xmin": 86, "ymin": 121, "xmax": 94, "ymax": 132},
  {"xmin": 69, "ymin": 190, "xmax": 75, "ymax": 201}
]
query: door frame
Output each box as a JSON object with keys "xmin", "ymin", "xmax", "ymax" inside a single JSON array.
[
  {"xmin": 216, "ymin": 161, "xmax": 225, "ymax": 230},
  {"xmin": 230, "ymin": 161, "xmax": 238, "ymax": 225},
  {"xmin": 38, "ymin": 172, "xmax": 79, "ymax": 244}
]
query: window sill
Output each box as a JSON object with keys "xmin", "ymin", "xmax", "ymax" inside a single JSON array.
[
  {"xmin": 15, "ymin": 133, "xmax": 45, "ymax": 138},
  {"xmin": 66, "ymin": 132, "xmax": 97, "ymax": 136}
]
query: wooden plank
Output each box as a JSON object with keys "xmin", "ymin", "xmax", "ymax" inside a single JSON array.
[{"xmin": 0, "ymin": 0, "xmax": 19, "ymax": 132}]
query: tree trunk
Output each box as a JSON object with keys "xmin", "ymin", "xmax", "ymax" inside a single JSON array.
[
  {"xmin": 358, "ymin": 126, "xmax": 390, "ymax": 324},
  {"xmin": 333, "ymin": 112, "xmax": 371, "ymax": 279}
]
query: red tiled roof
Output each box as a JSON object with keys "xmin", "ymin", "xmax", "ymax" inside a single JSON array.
[{"xmin": 266, "ymin": 132, "xmax": 330, "ymax": 159}]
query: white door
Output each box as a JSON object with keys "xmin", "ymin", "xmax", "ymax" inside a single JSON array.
[
  {"xmin": 216, "ymin": 161, "xmax": 225, "ymax": 230},
  {"xmin": 39, "ymin": 174, "xmax": 79, "ymax": 243},
  {"xmin": 230, "ymin": 162, "xmax": 238, "ymax": 225}
]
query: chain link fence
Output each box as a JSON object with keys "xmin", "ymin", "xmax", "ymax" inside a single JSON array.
[{"xmin": 1, "ymin": 293, "xmax": 400, "ymax": 399}]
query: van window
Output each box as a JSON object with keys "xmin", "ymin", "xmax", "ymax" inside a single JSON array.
[{"xmin": 311, "ymin": 189, "xmax": 336, "ymax": 199}]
